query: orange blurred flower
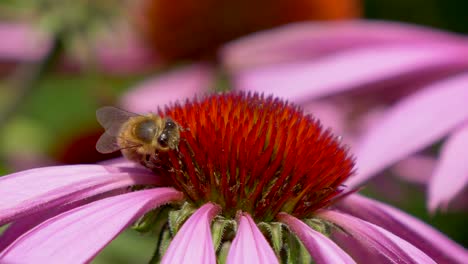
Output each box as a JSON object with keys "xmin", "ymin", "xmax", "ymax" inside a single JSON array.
[{"xmin": 134, "ymin": 0, "xmax": 361, "ymax": 61}]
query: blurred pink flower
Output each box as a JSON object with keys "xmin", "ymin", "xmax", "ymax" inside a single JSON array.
[
  {"xmin": 121, "ymin": 20, "xmax": 468, "ymax": 212},
  {"xmin": 0, "ymin": 22, "xmax": 159, "ymax": 75},
  {"xmin": 1, "ymin": 93, "xmax": 467, "ymax": 263},
  {"xmin": 0, "ymin": 23, "xmax": 49, "ymax": 64}
]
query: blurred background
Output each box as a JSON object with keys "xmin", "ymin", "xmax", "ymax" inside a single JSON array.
[{"xmin": 0, "ymin": 0, "xmax": 467, "ymax": 263}]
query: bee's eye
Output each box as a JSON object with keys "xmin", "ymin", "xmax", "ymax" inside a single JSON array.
[
  {"xmin": 158, "ymin": 133, "xmax": 169, "ymax": 148},
  {"xmin": 165, "ymin": 119, "xmax": 176, "ymax": 130},
  {"xmin": 135, "ymin": 120, "xmax": 157, "ymax": 142}
]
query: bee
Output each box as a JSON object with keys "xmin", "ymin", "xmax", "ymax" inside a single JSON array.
[{"xmin": 96, "ymin": 106, "xmax": 180, "ymax": 166}]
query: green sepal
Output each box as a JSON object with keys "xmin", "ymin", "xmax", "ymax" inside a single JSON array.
[
  {"xmin": 283, "ymin": 229, "xmax": 312, "ymax": 264},
  {"xmin": 258, "ymin": 222, "xmax": 283, "ymax": 256},
  {"xmin": 270, "ymin": 223, "xmax": 284, "ymax": 255},
  {"xmin": 147, "ymin": 225, "xmax": 165, "ymax": 264},
  {"xmin": 303, "ymin": 218, "xmax": 331, "ymax": 237},
  {"xmin": 285, "ymin": 231, "xmax": 300, "ymax": 264},
  {"xmin": 133, "ymin": 207, "xmax": 166, "ymax": 233},
  {"xmin": 217, "ymin": 242, "xmax": 231, "ymax": 264},
  {"xmin": 168, "ymin": 202, "xmax": 195, "ymax": 235},
  {"xmin": 298, "ymin": 237, "xmax": 312, "ymax": 264},
  {"xmin": 211, "ymin": 218, "xmax": 235, "ymax": 252},
  {"xmin": 150, "ymin": 227, "xmax": 172, "ymax": 264},
  {"xmin": 138, "ymin": 208, "xmax": 171, "ymax": 264}
]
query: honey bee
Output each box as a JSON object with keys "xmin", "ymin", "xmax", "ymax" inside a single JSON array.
[{"xmin": 96, "ymin": 106, "xmax": 180, "ymax": 166}]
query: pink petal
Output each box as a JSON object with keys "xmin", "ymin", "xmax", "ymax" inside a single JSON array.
[
  {"xmin": 121, "ymin": 64, "xmax": 215, "ymax": 113},
  {"xmin": 353, "ymin": 106, "xmax": 388, "ymax": 135},
  {"xmin": 347, "ymin": 73, "xmax": 468, "ymax": 188},
  {"xmin": 331, "ymin": 230, "xmax": 382, "ymax": 263},
  {"xmin": 0, "ymin": 23, "xmax": 49, "ymax": 62},
  {"xmin": 0, "ymin": 188, "xmax": 183, "ymax": 263},
  {"xmin": 429, "ymin": 124, "xmax": 468, "ymax": 212},
  {"xmin": 6, "ymin": 152, "xmax": 55, "ymax": 171},
  {"xmin": 277, "ymin": 213, "xmax": 355, "ymax": 264},
  {"xmin": 318, "ymin": 210, "xmax": 436, "ymax": 263},
  {"xmin": 234, "ymin": 44, "xmax": 468, "ymax": 104},
  {"xmin": 92, "ymin": 30, "xmax": 160, "ymax": 75},
  {"xmin": 303, "ymin": 101, "xmax": 348, "ymax": 135},
  {"xmin": 161, "ymin": 203, "xmax": 221, "ymax": 264},
  {"xmin": 227, "ymin": 213, "xmax": 278, "ymax": 264},
  {"xmin": 0, "ymin": 189, "xmax": 125, "ymax": 251},
  {"xmin": 336, "ymin": 194, "xmax": 468, "ymax": 263},
  {"xmin": 0, "ymin": 164, "xmax": 163, "ymax": 225},
  {"xmin": 222, "ymin": 20, "xmax": 464, "ymax": 71},
  {"xmin": 99, "ymin": 157, "xmax": 143, "ymax": 169},
  {"xmin": 392, "ymin": 155, "xmax": 436, "ymax": 184}
]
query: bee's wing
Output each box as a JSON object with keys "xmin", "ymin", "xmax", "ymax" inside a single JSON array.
[
  {"xmin": 96, "ymin": 132, "xmax": 122, "ymax": 154},
  {"xmin": 96, "ymin": 129, "xmax": 142, "ymax": 154},
  {"xmin": 96, "ymin": 106, "xmax": 138, "ymax": 136}
]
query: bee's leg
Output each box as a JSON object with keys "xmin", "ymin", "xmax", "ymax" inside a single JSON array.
[
  {"xmin": 150, "ymin": 154, "xmax": 163, "ymax": 168},
  {"xmin": 141, "ymin": 154, "xmax": 162, "ymax": 169},
  {"xmin": 141, "ymin": 154, "xmax": 158, "ymax": 169}
]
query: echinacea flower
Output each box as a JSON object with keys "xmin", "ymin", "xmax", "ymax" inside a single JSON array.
[
  {"xmin": 1, "ymin": 92, "xmax": 467, "ymax": 263},
  {"xmin": 1, "ymin": 1, "xmax": 466, "ymax": 232},
  {"xmin": 122, "ymin": 20, "xmax": 468, "ymax": 212}
]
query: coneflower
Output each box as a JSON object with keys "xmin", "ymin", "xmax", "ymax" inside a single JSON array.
[{"xmin": 1, "ymin": 92, "xmax": 466, "ymax": 263}]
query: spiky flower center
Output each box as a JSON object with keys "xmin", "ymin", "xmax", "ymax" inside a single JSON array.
[{"xmin": 148, "ymin": 92, "xmax": 354, "ymax": 222}]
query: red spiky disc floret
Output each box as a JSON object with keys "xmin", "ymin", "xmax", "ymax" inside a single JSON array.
[{"xmin": 152, "ymin": 92, "xmax": 354, "ymax": 221}]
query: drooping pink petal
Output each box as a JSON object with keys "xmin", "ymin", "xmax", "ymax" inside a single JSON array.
[
  {"xmin": 335, "ymin": 194, "xmax": 468, "ymax": 263},
  {"xmin": 346, "ymin": 73, "xmax": 468, "ymax": 188},
  {"xmin": 0, "ymin": 188, "xmax": 183, "ymax": 263},
  {"xmin": 0, "ymin": 23, "xmax": 49, "ymax": 63},
  {"xmin": 0, "ymin": 164, "xmax": 163, "ymax": 225},
  {"xmin": 318, "ymin": 210, "xmax": 436, "ymax": 263},
  {"xmin": 330, "ymin": 230, "xmax": 382, "ymax": 263},
  {"xmin": 121, "ymin": 63, "xmax": 215, "ymax": 113},
  {"xmin": 227, "ymin": 213, "xmax": 278, "ymax": 264},
  {"xmin": 222, "ymin": 20, "xmax": 464, "ymax": 71},
  {"xmin": 392, "ymin": 155, "xmax": 436, "ymax": 184},
  {"xmin": 99, "ymin": 157, "xmax": 143, "ymax": 168},
  {"xmin": 429, "ymin": 124, "xmax": 468, "ymax": 212},
  {"xmin": 233, "ymin": 44, "xmax": 468, "ymax": 104},
  {"xmin": 277, "ymin": 213, "xmax": 355, "ymax": 264},
  {"xmin": 161, "ymin": 203, "xmax": 221, "ymax": 264},
  {"xmin": 0, "ymin": 189, "xmax": 125, "ymax": 251}
]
